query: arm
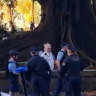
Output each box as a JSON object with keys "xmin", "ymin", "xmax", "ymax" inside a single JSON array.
[
  {"xmin": 51, "ymin": 53, "xmax": 56, "ymax": 70},
  {"xmin": 59, "ymin": 57, "xmax": 70, "ymax": 76},
  {"xmin": 56, "ymin": 51, "xmax": 64, "ymax": 70},
  {"xmin": 43, "ymin": 58, "xmax": 50, "ymax": 71},
  {"xmin": 56, "ymin": 60, "xmax": 61, "ymax": 70},
  {"xmin": 8, "ymin": 62, "xmax": 17, "ymax": 74},
  {"xmin": 53, "ymin": 54, "xmax": 56, "ymax": 70},
  {"xmin": 26, "ymin": 58, "xmax": 33, "ymax": 73},
  {"xmin": 26, "ymin": 59, "xmax": 33, "ymax": 81}
]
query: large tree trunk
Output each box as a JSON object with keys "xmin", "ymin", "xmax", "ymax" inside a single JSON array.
[
  {"xmin": 70, "ymin": 0, "xmax": 96, "ymax": 61},
  {"xmin": 0, "ymin": 0, "xmax": 96, "ymax": 70},
  {"xmin": 92, "ymin": 0, "xmax": 96, "ymax": 14}
]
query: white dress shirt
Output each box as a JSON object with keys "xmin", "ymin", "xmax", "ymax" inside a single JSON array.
[{"xmin": 41, "ymin": 51, "xmax": 55, "ymax": 70}]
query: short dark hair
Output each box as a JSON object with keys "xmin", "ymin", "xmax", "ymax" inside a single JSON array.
[{"xmin": 68, "ymin": 45, "xmax": 76, "ymax": 53}]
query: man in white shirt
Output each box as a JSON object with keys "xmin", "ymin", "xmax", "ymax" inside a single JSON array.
[
  {"xmin": 41, "ymin": 43, "xmax": 55, "ymax": 71},
  {"xmin": 40, "ymin": 43, "xmax": 55, "ymax": 94}
]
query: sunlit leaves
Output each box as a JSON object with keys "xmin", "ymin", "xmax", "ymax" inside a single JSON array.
[
  {"xmin": 33, "ymin": 1, "xmax": 41, "ymax": 24},
  {"xmin": 0, "ymin": 0, "xmax": 41, "ymax": 31}
]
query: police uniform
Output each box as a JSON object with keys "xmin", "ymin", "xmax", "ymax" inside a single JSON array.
[
  {"xmin": 8, "ymin": 58, "xmax": 19, "ymax": 93},
  {"xmin": 53, "ymin": 50, "xmax": 67, "ymax": 96},
  {"xmin": 27, "ymin": 54, "xmax": 50, "ymax": 96},
  {"xmin": 60, "ymin": 54, "xmax": 84, "ymax": 96}
]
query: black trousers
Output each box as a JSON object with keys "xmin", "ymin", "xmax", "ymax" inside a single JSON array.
[
  {"xmin": 64, "ymin": 76, "xmax": 81, "ymax": 96},
  {"xmin": 53, "ymin": 77, "xmax": 62, "ymax": 96},
  {"xmin": 30, "ymin": 76, "xmax": 49, "ymax": 96}
]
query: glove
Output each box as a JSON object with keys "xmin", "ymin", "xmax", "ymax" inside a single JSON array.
[{"xmin": 16, "ymin": 67, "xmax": 27, "ymax": 73}]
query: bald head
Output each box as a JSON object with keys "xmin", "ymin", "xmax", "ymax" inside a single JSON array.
[{"xmin": 44, "ymin": 43, "xmax": 52, "ymax": 53}]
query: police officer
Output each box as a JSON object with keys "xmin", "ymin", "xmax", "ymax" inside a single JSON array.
[
  {"xmin": 7, "ymin": 49, "xmax": 20, "ymax": 96},
  {"xmin": 60, "ymin": 45, "xmax": 84, "ymax": 96},
  {"xmin": 53, "ymin": 43, "xmax": 68, "ymax": 96},
  {"xmin": 26, "ymin": 47, "xmax": 50, "ymax": 96}
]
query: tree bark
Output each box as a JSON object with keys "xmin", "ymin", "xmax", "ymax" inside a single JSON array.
[{"xmin": 0, "ymin": 0, "xmax": 96, "ymax": 69}]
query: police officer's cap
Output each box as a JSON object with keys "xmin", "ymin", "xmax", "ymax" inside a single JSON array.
[
  {"xmin": 31, "ymin": 47, "xmax": 38, "ymax": 53},
  {"xmin": 61, "ymin": 42, "xmax": 69, "ymax": 48},
  {"xmin": 9, "ymin": 49, "xmax": 19, "ymax": 56}
]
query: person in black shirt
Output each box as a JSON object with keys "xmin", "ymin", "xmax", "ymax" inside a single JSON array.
[
  {"xmin": 26, "ymin": 47, "xmax": 50, "ymax": 96},
  {"xmin": 60, "ymin": 46, "xmax": 84, "ymax": 96}
]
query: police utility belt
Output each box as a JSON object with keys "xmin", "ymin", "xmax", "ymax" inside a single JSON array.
[
  {"xmin": 31, "ymin": 71, "xmax": 50, "ymax": 77},
  {"xmin": 60, "ymin": 63, "xmax": 81, "ymax": 77}
]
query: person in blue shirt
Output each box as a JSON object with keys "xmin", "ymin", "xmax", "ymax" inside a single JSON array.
[
  {"xmin": 26, "ymin": 47, "xmax": 51, "ymax": 96},
  {"xmin": 7, "ymin": 50, "xmax": 20, "ymax": 96},
  {"xmin": 53, "ymin": 43, "xmax": 69, "ymax": 96}
]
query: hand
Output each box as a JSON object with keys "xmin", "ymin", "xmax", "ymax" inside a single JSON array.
[
  {"xmin": 16, "ymin": 73, "xmax": 20, "ymax": 75},
  {"xmin": 56, "ymin": 60, "xmax": 61, "ymax": 70}
]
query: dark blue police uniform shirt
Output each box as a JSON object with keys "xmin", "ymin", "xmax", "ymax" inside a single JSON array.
[
  {"xmin": 60, "ymin": 54, "xmax": 85, "ymax": 77},
  {"xmin": 27, "ymin": 55, "xmax": 50, "ymax": 76}
]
